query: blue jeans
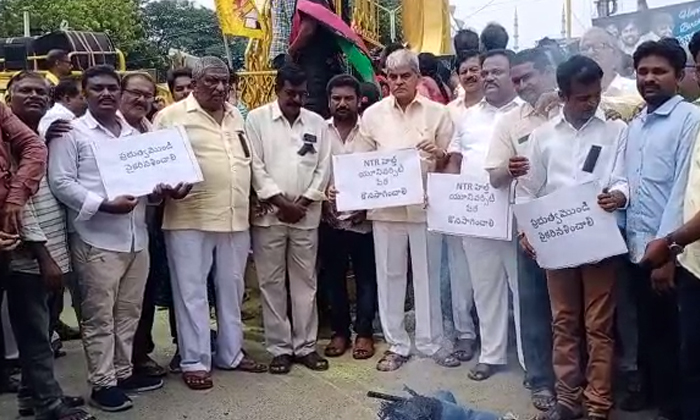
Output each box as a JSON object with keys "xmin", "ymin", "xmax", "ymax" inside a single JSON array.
[
  {"xmin": 517, "ymin": 247, "xmax": 554, "ymax": 392},
  {"xmin": 677, "ymin": 266, "xmax": 700, "ymax": 420}
]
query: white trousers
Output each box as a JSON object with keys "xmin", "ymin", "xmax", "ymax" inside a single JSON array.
[
  {"xmin": 463, "ymin": 237, "xmax": 524, "ymax": 367},
  {"xmin": 373, "ymin": 221, "xmax": 443, "ymax": 357},
  {"xmin": 165, "ymin": 230, "xmax": 250, "ymax": 372}
]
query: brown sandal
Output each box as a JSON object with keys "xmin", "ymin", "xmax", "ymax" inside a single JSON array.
[
  {"xmin": 324, "ymin": 336, "xmax": 350, "ymax": 358},
  {"xmin": 376, "ymin": 351, "xmax": 409, "ymax": 372},
  {"xmin": 232, "ymin": 354, "xmax": 268, "ymax": 373},
  {"xmin": 182, "ymin": 371, "xmax": 213, "ymax": 390},
  {"xmin": 352, "ymin": 337, "xmax": 375, "ymax": 360}
]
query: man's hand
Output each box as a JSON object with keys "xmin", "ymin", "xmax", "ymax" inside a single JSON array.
[
  {"xmin": 508, "ymin": 156, "xmax": 530, "ymax": 178},
  {"xmin": 38, "ymin": 254, "xmax": 63, "ymax": 291},
  {"xmin": 327, "ymin": 185, "xmax": 338, "ymax": 202},
  {"xmin": 534, "ymin": 91, "xmax": 560, "ymax": 115},
  {"xmin": 642, "ymin": 238, "xmax": 672, "ymax": 270},
  {"xmin": 349, "ymin": 211, "xmax": 367, "ymax": 226},
  {"xmin": 167, "ymin": 183, "xmax": 193, "ymax": 200},
  {"xmin": 651, "ymin": 261, "xmax": 676, "ymax": 293},
  {"xmin": 321, "ymin": 201, "xmax": 339, "ymax": 228},
  {"xmin": 0, "ymin": 231, "xmax": 20, "ymax": 251},
  {"xmin": 1, "ymin": 203, "xmax": 24, "ymax": 234},
  {"xmin": 277, "ymin": 200, "xmax": 306, "ymax": 224},
  {"xmin": 519, "ymin": 233, "xmax": 536, "ymax": 259},
  {"xmin": 417, "ymin": 140, "xmax": 447, "ymax": 160},
  {"xmin": 100, "ymin": 195, "xmax": 138, "ymax": 214},
  {"xmin": 44, "ymin": 120, "xmax": 72, "ymax": 143},
  {"xmin": 597, "ymin": 189, "xmax": 626, "ymax": 212}
]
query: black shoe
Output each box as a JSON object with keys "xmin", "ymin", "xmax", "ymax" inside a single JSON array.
[
  {"xmin": 618, "ymin": 370, "xmax": 646, "ymax": 412},
  {"xmin": 56, "ymin": 320, "xmax": 82, "ymax": 341},
  {"xmin": 90, "ymin": 387, "xmax": 133, "ymax": 412},
  {"xmin": 0, "ymin": 374, "xmax": 19, "ymax": 394},
  {"xmin": 117, "ymin": 374, "xmax": 164, "ymax": 393},
  {"xmin": 19, "ymin": 395, "xmax": 86, "ymax": 417}
]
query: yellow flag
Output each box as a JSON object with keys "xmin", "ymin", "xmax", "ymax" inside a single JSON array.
[{"xmin": 215, "ymin": 0, "xmax": 264, "ymax": 39}]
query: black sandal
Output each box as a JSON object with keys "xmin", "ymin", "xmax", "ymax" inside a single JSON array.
[
  {"xmin": 468, "ymin": 363, "xmax": 496, "ymax": 381},
  {"xmin": 294, "ymin": 351, "xmax": 329, "ymax": 371},
  {"xmin": 269, "ymin": 354, "xmax": 293, "ymax": 375}
]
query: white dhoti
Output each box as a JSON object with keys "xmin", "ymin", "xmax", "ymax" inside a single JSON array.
[
  {"xmin": 165, "ymin": 230, "xmax": 250, "ymax": 372},
  {"xmin": 463, "ymin": 237, "xmax": 524, "ymax": 368},
  {"xmin": 373, "ymin": 221, "xmax": 443, "ymax": 357}
]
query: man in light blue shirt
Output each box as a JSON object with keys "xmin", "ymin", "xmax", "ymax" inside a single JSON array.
[{"xmin": 624, "ymin": 38, "xmax": 700, "ymax": 419}]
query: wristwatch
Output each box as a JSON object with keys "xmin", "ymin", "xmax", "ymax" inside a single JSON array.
[{"xmin": 665, "ymin": 234, "xmax": 685, "ymax": 256}]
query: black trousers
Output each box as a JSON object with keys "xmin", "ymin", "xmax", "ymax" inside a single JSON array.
[
  {"xmin": 677, "ymin": 266, "xmax": 700, "ymax": 420},
  {"xmin": 318, "ymin": 224, "xmax": 377, "ymax": 339},
  {"xmin": 630, "ymin": 263, "xmax": 680, "ymax": 416}
]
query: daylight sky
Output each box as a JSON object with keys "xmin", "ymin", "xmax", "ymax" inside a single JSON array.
[{"xmin": 193, "ymin": 0, "xmax": 687, "ymax": 47}]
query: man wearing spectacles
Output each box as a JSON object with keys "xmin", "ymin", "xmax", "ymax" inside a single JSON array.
[{"xmin": 45, "ymin": 50, "xmax": 73, "ymax": 87}]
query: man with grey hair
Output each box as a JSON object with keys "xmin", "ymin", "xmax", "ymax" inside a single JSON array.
[
  {"xmin": 154, "ymin": 56, "xmax": 268, "ymax": 390},
  {"xmin": 348, "ymin": 49, "xmax": 458, "ymax": 372}
]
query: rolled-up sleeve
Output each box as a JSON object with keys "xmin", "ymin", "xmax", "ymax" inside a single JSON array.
[
  {"xmin": 657, "ymin": 119, "xmax": 700, "ymax": 239},
  {"xmin": 246, "ymin": 114, "xmax": 283, "ymax": 200},
  {"xmin": 1, "ymin": 104, "xmax": 47, "ymax": 206},
  {"xmin": 302, "ymin": 127, "xmax": 331, "ymax": 202},
  {"xmin": 47, "ymin": 132, "xmax": 103, "ymax": 221}
]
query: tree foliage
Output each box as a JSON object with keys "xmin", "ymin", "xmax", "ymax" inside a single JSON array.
[
  {"xmin": 377, "ymin": 0, "xmax": 404, "ymax": 46},
  {"xmin": 0, "ymin": 0, "xmax": 144, "ymax": 51}
]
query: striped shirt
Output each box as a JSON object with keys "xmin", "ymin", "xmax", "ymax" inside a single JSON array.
[
  {"xmin": 269, "ymin": 0, "xmax": 297, "ymax": 62},
  {"xmin": 11, "ymin": 175, "xmax": 71, "ymax": 275}
]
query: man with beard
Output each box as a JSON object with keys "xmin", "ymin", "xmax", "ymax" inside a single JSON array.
[
  {"xmin": 484, "ymin": 47, "xmax": 558, "ymax": 412},
  {"xmin": 445, "ymin": 49, "xmax": 524, "ymax": 383},
  {"xmin": 624, "ymin": 38, "xmax": 700, "ymax": 420},
  {"xmin": 320, "ymin": 74, "xmax": 378, "ymax": 360},
  {"xmin": 247, "ymin": 64, "xmax": 331, "ymax": 374},
  {"xmin": 48, "ymin": 65, "xmax": 166, "ymax": 412},
  {"xmin": 5, "ymin": 71, "xmax": 93, "ymax": 420}
]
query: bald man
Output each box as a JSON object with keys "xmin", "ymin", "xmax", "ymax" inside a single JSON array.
[{"xmin": 154, "ymin": 57, "xmax": 267, "ymax": 389}]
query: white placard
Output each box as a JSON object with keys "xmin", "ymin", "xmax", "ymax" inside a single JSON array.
[
  {"xmin": 513, "ymin": 182, "xmax": 628, "ymax": 270},
  {"xmin": 92, "ymin": 127, "xmax": 204, "ymax": 200},
  {"xmin": 427, "ymin": 173, "xmax": 513, "ymax": 241},
  {"xmin": 333, "ymin": 149, "xmax": 424, "ymax": 212}
]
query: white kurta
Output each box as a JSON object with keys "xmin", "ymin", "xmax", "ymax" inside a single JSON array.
[{"xmin": 449, "ymin": 97, "xmax": 525, "ymax": 367}]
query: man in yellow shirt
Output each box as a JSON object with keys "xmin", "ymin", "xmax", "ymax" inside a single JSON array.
[
  {"xmin": 153, "ymin": 57, "xmax": 267, "ymax": 391},
  {"xmin": 44, "ymin": 50, "xmax": 72, "ymax": 86}
]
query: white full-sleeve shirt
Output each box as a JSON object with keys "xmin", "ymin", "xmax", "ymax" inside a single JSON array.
[
  {"xmin": 48, "ymin": 111, "xmax": 148, "ymax": 253},
  {"xmin": 520, "ymin": 109, "xmax": 629, "ymax": 203},
  {"xmin": 246, "ymin": 101, "xmax": 331, "ymax": 230}
]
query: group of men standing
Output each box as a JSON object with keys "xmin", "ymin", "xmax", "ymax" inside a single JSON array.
[{"xmin": 1, "ymin": 18, "xmax": 700, "ymax": 420}]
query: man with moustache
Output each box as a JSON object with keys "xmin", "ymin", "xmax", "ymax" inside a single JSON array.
[
  {"xmin": 5, "ymin": 71, "xmax": 93, "ymax": 420},
  {"xmin": 320, "ymin": 74, "xmax": 378, "ymax": 360},
  {"xmin": 484, "ymin": 47, "xmax": 558, "ymax": 411},
  {"xmin": 447, "ymin": 50, "xmax": 484, "ymax": 121},
  {"xmin": 624, "ymin": 39, "xmax": 700, "ymax": 420},
  {"xmin": 155, "ymin": 57, "xmax": 267, "ymax": 390},
  {"xmin": 49, "ymin": 65, "xmax": 167, "ymax": 412},
  {"xmin": 445, "ymin": 49, "xmax": 525, "ymax": 383},
  {"xmin": 247, "ymin": 64, "xmax": 331, "ymax": 374}
]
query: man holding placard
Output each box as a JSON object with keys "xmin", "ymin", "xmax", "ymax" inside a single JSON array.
[
  {"xmin": 444, "ymin": 49, "xmax": 525, "ymax": 383},
  {"xmin": 48, "ymin": 65, "xmax": 170, "ymax": 412},
  {"xmin": 246, "ymin": 64, "xmax": 331, "ymax": 375},
  {"xmin": 154, "ymin": 57, "xmax": 267, "ymax": 390},
  {"xmin": 518, "ymin": 55, "xmax": 628, "ymax": 420},
  {"xmin": 349, "ymin": 49, "xmax": 458, "ymax": 372},
  {"xmin": 483, "ymin": 47, "xmax": 559, "ymax": 410}
]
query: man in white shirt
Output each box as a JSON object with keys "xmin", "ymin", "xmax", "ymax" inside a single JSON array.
[
  {"xmin": 520, "ymin": 55, "xmax": 628, "ymax": 420},
  {"xmin": 246, "ymin": 64, "xmax": 331, "ymax": 375},
  {"xmin": 48, "ymin": 65, "xmax": 168, "ymax": 413},
  {"xmin": 38, "ymin": 76, "xmax": 86, "ymax": 138},
  {"xmin": 351, "ymin": 49, "xmax": 458, "ymax": 372},
  {"xmin": 447, "ymin": 50, "xmax": 484, "ymax": 123},
  {"xmin": 445, "ymin": 49, "xmax": 525, "ymax": 383}
]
